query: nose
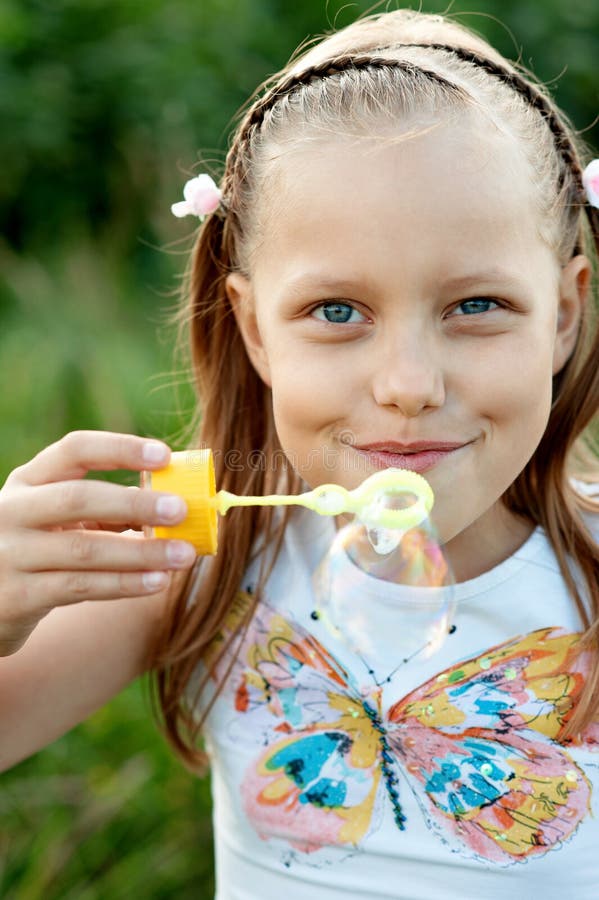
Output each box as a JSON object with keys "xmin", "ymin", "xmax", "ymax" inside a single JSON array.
[{"xmin": 370, "ymin": 330, "xmax": 446, "ymax": 417}]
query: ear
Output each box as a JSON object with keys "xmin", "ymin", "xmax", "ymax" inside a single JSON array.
[
  {"xmin": 225, "ymin": 272, "xmax": 272, "ymax": 387},
  {"xmin": 552, "ymin": 254, "xmax": 590, "ymax": 374}
]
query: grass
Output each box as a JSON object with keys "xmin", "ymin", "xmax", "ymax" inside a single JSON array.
[
  {"xmin": 1, "ymin": 680, "xmax": 214, "ymax": 899},
  {"xmin": 0, "ymin": 236, "xmax": 197, "ymax": 479},
  {"xmin": 0, "ymin": 236, "xmax": 214, "ymax": 896}
]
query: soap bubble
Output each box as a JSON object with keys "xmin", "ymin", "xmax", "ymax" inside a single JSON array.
[{"xmin": 313, "ymin": 483, "xmax": 455, "ymax": 665}]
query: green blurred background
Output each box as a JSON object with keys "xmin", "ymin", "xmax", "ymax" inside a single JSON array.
[{"xmin": 1, "ymin": 1, "xmax": 597, "ymax": 896}]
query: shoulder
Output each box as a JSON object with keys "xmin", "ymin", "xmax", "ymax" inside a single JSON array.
[{"xmin": 572, "ymin": 479, "xmax": 599, "ymax": 499}]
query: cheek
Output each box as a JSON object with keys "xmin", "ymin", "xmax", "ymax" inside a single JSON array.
[
  {"xmin": 461, "ymin": 333, "xmax": 554, "ymax": 422},
  {"xmin": 266, "ymin": 351, "xmax": 369, "ymax": 485},
  {"xmin": 268, "ymin": 348, "xmax": 358, "ymax": 436}
]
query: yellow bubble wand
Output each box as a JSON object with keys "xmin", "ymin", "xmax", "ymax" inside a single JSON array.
[{"xmin": 143, "ymin": 449, "xmax": 434, "ymax": 554}]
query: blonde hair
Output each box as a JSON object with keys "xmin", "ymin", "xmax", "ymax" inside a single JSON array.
[{"xmin": 150, "ymin": 9, "xmax": 599, "ymax": 771}]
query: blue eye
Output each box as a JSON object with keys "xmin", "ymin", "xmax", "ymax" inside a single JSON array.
[
  {"xmin": 455, "ymin": 298, "xmax": 499, "ymax": 315},
  {"xmin": 312, "ymin": 302, "xmax": 365, "ymax": 324}
]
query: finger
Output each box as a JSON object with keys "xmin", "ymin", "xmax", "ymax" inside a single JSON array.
[
  {"xmin": 88, "ymin": 524, "xmax": 144, "ymax": 533},
  {"xmin": 73, "ymin": 522, "xmax": 143, "ymax": 533},
  {"xmin": 52, "ymin": 517, "xmax": 143, "ymax": 532},
  {"xmin": 15, "ymin": 530, "xmax": 197, "ymax": 573},
  {"xmin": 21, "ymin": 568, "xmax": 175, "ymax": 609},
  {"xmin": 12, "ymin": 430, "xmax": 171, "ymax": 487},
  {"xmin": 86, "ymin": 490, "xmax": 147, "ymax": 531},
  {"xmin": 16, "ymin": 480, "xmax": 188, "ymax": 529}
]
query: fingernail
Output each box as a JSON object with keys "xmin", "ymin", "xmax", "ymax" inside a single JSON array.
[
  {"xmin": 167, "ymin": 541, "xmax": 196, "ymax": 566},
  {"xmin": 156, "ymin": 495, "xmax": 186, "ymax": 521},
  {"xmin": 143, "ymin": 571, "xmax": 168, "ymax": 590},
  {"xmin": 143, "ymin": 441, "xmax": 169, "ymax": 464}
]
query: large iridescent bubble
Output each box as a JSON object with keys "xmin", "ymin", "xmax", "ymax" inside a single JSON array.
[{"xmin": 312, "ymin": 476, "xmax": 455, "ymax": 663}]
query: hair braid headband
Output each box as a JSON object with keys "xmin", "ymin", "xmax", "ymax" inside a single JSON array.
[
  {"xmin": 407, "ymin": 43, "xmax": 599, "ymax": 237},
  {"xmin": 171, "ymin": 44, "xmax": 599, "ymax": 227},
  {"xmin": 232, "ymin": 54, "xmax": 460, "ymax": 148},
  {"xmin": 219, "ymin": 53, "xmax": 464, "ymax": 210}
]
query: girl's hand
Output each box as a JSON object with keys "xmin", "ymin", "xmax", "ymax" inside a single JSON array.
[{"xmin": 0, "ymin": 431, "xmax": 195, "ymax": 656}]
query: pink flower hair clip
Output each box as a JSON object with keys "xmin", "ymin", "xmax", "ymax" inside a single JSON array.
[
  {"xmin": 171, "ymin": 173, "xmax": 223, "ymax": 220},
  {"xmin": 582, "ymin": 159, "xmax": 599, "ymax": 209}
]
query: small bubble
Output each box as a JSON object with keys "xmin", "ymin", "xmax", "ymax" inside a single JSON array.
[
  {"xmin": 479, "ymin": 657, "xmax": 492, "ymax": 670},
  {"xmin": 481, "ymin": 763, "xmax": 493, "ymax": 777},
  {"xmin": 504, "ymin": 667, "xmax": 517, "ymax": 680},
  {"xmin": 565, "ymin": 770, "xmax": 578, "ymax": 783},
  {"xmin": 366, "ymin": 526, "xmax": 402, "ymax": 555}
]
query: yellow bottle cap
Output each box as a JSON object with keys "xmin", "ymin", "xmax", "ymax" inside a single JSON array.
[{"xmin": 145, "ymin": 449, "xmax": 218, "ymax": 555}]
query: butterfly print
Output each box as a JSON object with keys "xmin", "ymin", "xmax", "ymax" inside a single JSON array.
[{"xmin": 203, "ymin": 592, "xmax": 599, "ymax": 865}]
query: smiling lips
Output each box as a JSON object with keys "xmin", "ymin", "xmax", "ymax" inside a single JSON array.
[{"xmin": 352, "ymin": 441, "xmax": 467, "ymax": 474}]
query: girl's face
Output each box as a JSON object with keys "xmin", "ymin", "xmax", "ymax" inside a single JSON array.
[{"xmin": 227, "ymin": 118, "xmax": 587, "ymax": 580}]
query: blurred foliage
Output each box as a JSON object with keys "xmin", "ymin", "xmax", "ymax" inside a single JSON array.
[
  {"xmin": 0, "ymin": 0, "xmax": 598, "ymax": 897},
  {"xmin": 1, "ymin": 680, "xmax": 214, "ymax": 899},
  {"xmin": 0, "ymin": 0, "xmax": 597, "ymax": 258}
]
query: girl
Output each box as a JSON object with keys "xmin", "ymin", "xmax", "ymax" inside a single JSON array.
[{"xmin": 1, "ymin": 8, "xmax": 598, "ymax": 898}]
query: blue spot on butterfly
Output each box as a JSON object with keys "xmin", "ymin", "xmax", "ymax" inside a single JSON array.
[
  {"xmin": 278, "ymin": 687, "xmax": 303, "ymax": 727},
  {"xmin": 426, "ymin": 761, "xmax": 461, "ymax": 793},
  {"xmin": 470, "ymin": 772, "xmax": 503, "ymax": 801},
  {"xmin": 266, "ymin": 732, "xmax": 351, "ymax": 790},
  {"xmin": 281, "ymin": 651, "xmax": 304, "ymax": 675},
  {"xmin": 470, "ymin": 755, "xmax": 504, "ymax": 782},
  {"xmin": 474, "ymin": 698, "xmax": 512, "ymax": 716},
  {"xmin": 449, "ymin": 682, "xmax": 512, "ymax": 715},
  {"xmin": 301, "ymin": 778, "xmax": 347, "ymax": 808},
  {"xmin": 463, "ymin": 739, "xmax": 499, "ymax": 757},
  {"xmin": 426, "ymin": 741, "xmax": 511, "ymax": 813},
  {"xmin": 458, "ymin": 784, "xmax": 491, "ymax": 808},
  {"xmin": 448, "ymin": 793, "xmax": 466, "ymax": 816}
]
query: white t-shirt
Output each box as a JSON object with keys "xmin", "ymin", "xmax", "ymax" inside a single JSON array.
[{"xmin": 198, "ymin": 499, "xmax": 599, "ymax": 900}]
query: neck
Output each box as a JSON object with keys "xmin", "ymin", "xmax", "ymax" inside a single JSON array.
[{"xmin": 444, "ymin": 504, "xmax": 535, "ymax": 582}]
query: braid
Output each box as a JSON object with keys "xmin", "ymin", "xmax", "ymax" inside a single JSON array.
[
  {"xmin": 223, "ymin": 42, "xmax": 597, "ymax": 238},
  {"xmin": 239, "ymin": 53, "xmax": 460, "ymax": 131},
  {"xmin": 410, "ymin": 43, "xmax": 586, "ymax": 199},
  {"xmin": 418, "ymin": 42, "xmax": 599, "ymax": 245},
  {"xmin": 224, "ymin": 54, "xmax": 463, "ymax": 197}
]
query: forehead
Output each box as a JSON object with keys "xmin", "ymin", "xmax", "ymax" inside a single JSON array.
[{"xmin": 249, "ymin": 115, "xmax": 552, "ymax": 287}]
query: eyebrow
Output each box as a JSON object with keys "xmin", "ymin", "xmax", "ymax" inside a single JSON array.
[
  {"xmin": 282, "ymin": 267, "xmax": 525, "ymax": 296},
  {"xmin": 439, "ymin": 269, "xmax": 526, "ymax": 292},
  {"xmin": 282, "ymin": 273, "xmax": 372, "ymax": 297}
]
